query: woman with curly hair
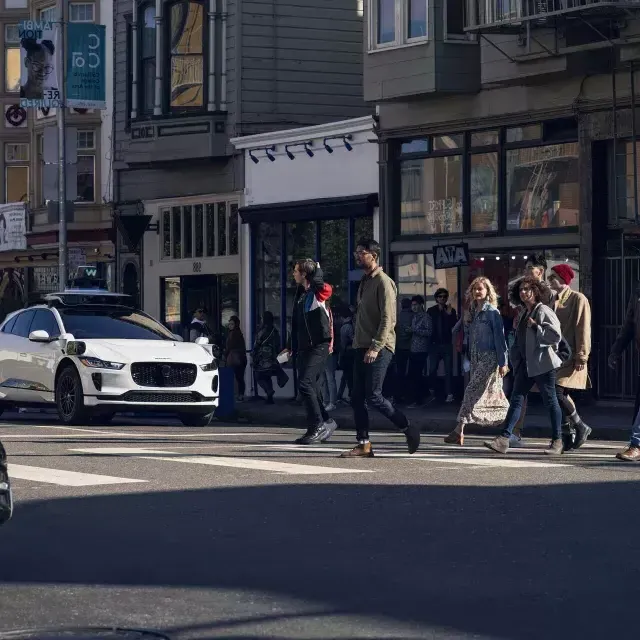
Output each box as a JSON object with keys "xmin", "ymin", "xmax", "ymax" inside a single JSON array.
[
  {"xmin": 485, "ymin": 275, "xmax": 564, "ymax": 455},
  {"xmin": 444, "ymin": 277, "xmax": 509, "ymax": 446}
]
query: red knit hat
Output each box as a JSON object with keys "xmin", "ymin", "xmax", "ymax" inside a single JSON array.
[{"xmin": 551, "ymin": 263, "xmax": 575, "ymax": 286}]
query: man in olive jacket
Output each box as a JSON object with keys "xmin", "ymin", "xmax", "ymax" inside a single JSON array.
[{"xmin": 340, "ymin": 238, "xmax": 421, "ymax": 458}]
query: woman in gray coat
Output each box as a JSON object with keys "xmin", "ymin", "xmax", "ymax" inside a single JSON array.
[{"xmin": 484, "ymin": 275, "xmax": 564, "ymax": 455}]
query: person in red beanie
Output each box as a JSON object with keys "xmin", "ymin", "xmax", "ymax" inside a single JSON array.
[{"xmin": 548, "ymin": 263, "xmax": 592, "ymax": 450}]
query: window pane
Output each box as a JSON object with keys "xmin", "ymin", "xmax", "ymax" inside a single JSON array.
[
  {"xmin": 471, "ymin": 152, "xmax": 499, "ymax": 232},
  {"xmin": 400, "ymin": 156, "xmax": 463, "ymax": 235},
  {"xmin": 217, "ymin": 201, "xmax": 227, "ymax": 256},
  {"xmin": 255, "ymin": 222, "xmax": 282, "ymax": 333},
  {"xmin": 4, "ymin": 0, "xmax": 28, "ymax": 8},
  {"xmin": 5, "ymin": 47, "xmax": 20, "ymax": 92},
  {"xmin": 77, "ymin": 131, "xmax": 94, "ymax": 149},
  {"xmin": 220, "ymin": 274, "xmax": 239, "ymax": 327},
  {"xmin": 5, "ymin": 143, "xmax": 29, "ymax": 162},
  {"xmin": 75, "ymin": 156, "xmax": 95, "ymax": 202},
  {"xmin": 377, "ymin": 0, "xmax": 395, "ymax": 43},
  {"xmin": 194, "ymin": 204, "xmax": 203, "ymax": 257},
  {"xmin": 354, "ymin": 216, "xmax": 373, "ymax": 243},
  {"xmin": 183, "ymin": 205, "xmax": 192, "ymax": 258},
  {"xmin": 162, "ymin": 209, "xmax": 171, "ymax": 258},
  {"xmin": 506, "ymin": 143, "xmax": 579, "ymax": 231},
  {"xmin": 506, "ymin": 125, "xmax": 542, "ymax": 143},
  {"xmin": 319, "ymin": 219, "xmax": 348, "ymax": 310},
  {"xmin": 6, "ymin": 166, "xmax": 28, "ymax": 203},
  {"xmin": 401, "ymin": 139, "xmax": 429, "ymax": 154},
  {"xmin": 408, "ymin": 0, "xmax": 427, "ymax": 38},
  {"xmin": 5, "ymin": 25, "xmax": 19, "ymax": 43},
  {"xmin": 142, "ymin": 59, "xmax": 156, "ymax": 114},
  {"xmin": 206, "ymin": 203, "xmax": 215, "ymax": 256},
  {"xmin": 446, "ymin": 0, "xmax": 465, "ymax": 36},
  {"xmin": 39, "ymin": 7, "xmax": 57, "ymax": 22},
  {"xmin": 170, "ymin": 1, "xmax": 204, "ymax": 108},
  {"xmin": 31, "ymin": 309, "xmax": 60, "ymax": 337},
  {"xmin": 433, "ymin": 134, "xmax": 463, "ymax": 150},
  {"xmin": 471, "ymin": 130, "xmax": 499, "ymax": 147},
  {"xmin": 141, "ymin": 5, "xmax": 156, "ymax": 114},
  {"xmin": 142, "ymin": 6, "xmax": 156, "ymax": 56},
  {"xmin": 59, "ymin": 309, "xmax": 174, "ymax": 340},
  {"xmin": 229, "ymin": 203, "xmax": 238, "ymax": 255},
  {"xmin": 69, "ymin": 3, "xmax": 95, "ymax": 22},
  {"xmin": 12, "ymin": 310, "xmax": 35, "ymax": 338},
  {"xmin": 172, "ymin": 206, "xmax": 182, "ymax": 258},
  {"xmin": 163, "ymin": 276, "xmax": 181, "ymax": 334}
]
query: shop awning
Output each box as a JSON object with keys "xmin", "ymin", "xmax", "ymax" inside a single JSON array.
[{"xmin": 239, "ymin": 193, "xmax": 378, "ymax": 224}]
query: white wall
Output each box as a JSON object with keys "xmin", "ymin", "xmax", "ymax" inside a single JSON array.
[{"xmin": 243, "ymin": 130, "xmax": 378, "ymax": 207}]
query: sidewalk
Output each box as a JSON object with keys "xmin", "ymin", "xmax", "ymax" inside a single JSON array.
[{"xmin": 236, "ymin": 396, "xmax": 636, "ymax": 442}]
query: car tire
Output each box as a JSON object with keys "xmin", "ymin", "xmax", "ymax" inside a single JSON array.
[
  {"xmin": 56, "ymin": 365, "xmax": 88, "ymax": 426},
  {"xmin": 179, "ymin": 410, "xmax": 215, "ymax": 427}
]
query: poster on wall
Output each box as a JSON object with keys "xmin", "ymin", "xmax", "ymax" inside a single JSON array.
[
  {"xmin": 0, "ymin": 203, "xmax": 27, "ymax": 252},
  {"xmin": 18, "ymin": 20, "xmax": 61, "ymax": 109}
]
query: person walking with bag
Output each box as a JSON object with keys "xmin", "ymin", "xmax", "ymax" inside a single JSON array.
[
  {"xmin": 225, "ymin": 316, "xmax": 247, "ymax": 402},
  {"xmin": 252, "ymin": 311, "xmax": 288, "ymax": 404},
  {"xmin": 443, "ymin": 277, "xmax": 509, "ymax": 446},
  {"xmin": 547, "ymin": 264, "xmax": 592, "ymax": 451},
  {"xmin": 281, "ymin": 259, "xmax": 338, "ymax": 445},
  {"xmin": 484, "ymin": 276, "xmax": 564, "ymax": 455}
]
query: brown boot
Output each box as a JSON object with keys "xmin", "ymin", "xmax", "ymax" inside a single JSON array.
[
  {"xmin": 616, "ymin": 446, "xmax": 640, "ymax": 462},
  {"xmin": 340, "ymin": 442, "xmax": 374, "ymax": 458}
]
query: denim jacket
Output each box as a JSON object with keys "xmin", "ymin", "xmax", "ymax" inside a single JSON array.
[{"xmin": 459, "ymin": 303, "xmax": 508, "ymax": 367}]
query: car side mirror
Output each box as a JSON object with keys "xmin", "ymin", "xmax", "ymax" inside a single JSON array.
[
  {"xmin": 29, "ymin": 330, "xmax": 51, "ymax": 342},
  {"xmin": 195, "ymin": 337, "xmax": 209, "ymax": 345}
]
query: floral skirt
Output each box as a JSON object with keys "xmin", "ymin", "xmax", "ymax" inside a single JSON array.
[{"xmin": 457, "ymin": 349, "xmax": 509, "ymax": 426}]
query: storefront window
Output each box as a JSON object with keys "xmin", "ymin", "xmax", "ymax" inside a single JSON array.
[
  {"xmin": 471, "ymin": 152, "xmax": 499, "ymax": 232},
  {"xmin": 471, "ymin": 130, "xmax": 499, "ymax": 147},
  {"xmin": 163, "ymin": 276, "xmax": 182, "ymax": 335},
  {"xmin": 506, "ymin": 125, "xmax": 542, "ymax": 143},
  {"xmin": 433, "ymin": 134, "xmax": 463, "ymax": 151},
  {"xmin": 255, "ymin": 222, "xmax": 282, "ymax": 332},
  {"xmin": 506, "ymin": 143, "xmax": 579, "ymax": 231},
  {"xmin": 394, "ymin": 253, "xmax": 459, "ymax": 310},
  {"xmin": 285, "ymin": 221, "xmax": 316, "ymax": 342},
  {"xmin": 354, "ymin": 216, "xmax": 373, "ymax": 243},
  {"xmin": 219, "ymin": 273, "xmax": 239, "ymax": 328},
  {"xmin": 400, "ymin": 155, "xmax": 463, "ymax": 235},
  {"xmin": 320, "ymin": 219, "xmax": 348, "ymax": 310}
]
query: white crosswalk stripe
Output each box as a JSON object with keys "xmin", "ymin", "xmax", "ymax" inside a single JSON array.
[{"xmin": 8, "ymin": 464, "xmax": 146, "ymax": 486}]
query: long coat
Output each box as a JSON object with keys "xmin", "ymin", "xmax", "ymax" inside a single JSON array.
[{"xmin": 554, "ymin": 288, "xmax": 591, "ymax": 389}]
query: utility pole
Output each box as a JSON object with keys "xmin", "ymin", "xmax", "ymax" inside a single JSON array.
[{"xmin": 56, "ymin": 0, "xmax": 67, "ymax": 289}]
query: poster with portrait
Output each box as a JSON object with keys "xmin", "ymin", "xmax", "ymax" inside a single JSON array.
[
  {"xmin": 18, "ymin": 20, "xmax": 61, "ymax": 109},
  {"xmin": 0, "ymin": 203, "xmax": 27, "ymax": 252}
]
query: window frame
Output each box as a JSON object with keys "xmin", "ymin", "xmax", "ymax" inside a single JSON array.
[
  {"xmin": 4, "ymin": 0, "xmax": 28, "ymax": 9},
  {"xmin": 443, "ymin": 0, "xmax": 476, "ymax": 42},
  {"xmin": 39, "ymin": 6, "xmax": 58, "ymax": 22},
  {"xmin": 4, "ymin": 24, "xmax": 20, "ymax": 94},
  {"xmin": 77, "ymin": 130, "xmax": 96, "ymax": 150},
  {"xmin": 75, "ymin": 154, "xmax": 96, "ymax": 203},
  {"xmin": 5, "ymin": 143, "xmax": 29, "ymax": 163},
  {"xmin": 139, "ymin": 2, "xmax": 157, "ymax": 116},
  {"xmin": 164, "ymin": 0, "xmax": 207, "ymax": 114},
  {"xmin": 5, "ymin": 165, "xmax": 29, "ymax": 204},
  {"xmin": 69, "ymin": 2, "xmax": 96, "ymax": 23},
  {"xmin": 368, "ymin": 0, "xmax": 430, "ymax": 52}
]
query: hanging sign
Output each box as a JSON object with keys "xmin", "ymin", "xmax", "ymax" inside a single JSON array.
[
  {"xmin": 66, "ymin": 23, "xmax": 106, "ymax": 109},
  {"xmin": 433, "ymin": 243, "xmax": 469, "ymax": 269},
  {"xmin": 18, "ymin": 20, "xmax": 61, "ymax": 108},
  {"xmin": 0, "ymin": 203, "xmax": 27, "ymax": 252}
]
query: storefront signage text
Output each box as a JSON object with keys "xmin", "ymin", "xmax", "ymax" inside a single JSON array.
[{"xmin": 433, "ymin": 243, "xmax": 469, "ymax": 269}]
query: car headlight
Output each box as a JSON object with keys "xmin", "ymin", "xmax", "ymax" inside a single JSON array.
[
  {"xmin": 199, "ymin": 360, "xmax": 218, "ymax": 372},
  {"xmin": 78, "ymin": 357, "xmax": 125, "ymax": 370}
]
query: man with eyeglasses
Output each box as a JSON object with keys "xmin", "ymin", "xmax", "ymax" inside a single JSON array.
[
  {"xmin": 340, "ymin": 239, "xmax": 420, "ymax": 458},
  {"xmin": 426, "ymin": 288, "xmax": 457, "ymax": 403}
]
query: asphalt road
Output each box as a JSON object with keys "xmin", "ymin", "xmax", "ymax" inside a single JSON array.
[{"xmin": 0, "ymin": 413, "xmax": 638, "ymax": 640}]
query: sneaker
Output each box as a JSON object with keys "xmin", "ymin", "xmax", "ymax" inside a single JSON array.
[
  {"xmin": 445, "ymin": 394, "xmax": 455, "ymax": 403},
  {"xmin": 298, "ymin": 425, "xmax": 325, "ymax": 445},
  {"xmin": 508, "ymin": 434, "xmax": 524, "ymax": 447},
  {"xmin": 324, "ymin": 403, "xmax": 336, "ymax": 412},
  {"xmin": 321, "ymin": 419, "xmax": 338, "ymax": 442},
  {"xmin": 403, "ymin": 421, "xmax": 420, "ymax": 454},
  {"xmin": 484, "ymin": 436, "xmax": 509, "ymax": 454},
  {"xmin": 544, "ymin": 439, "xmax": 563, "ymax": 456},
  {"xmin": 294, "ymin": 428, "xmax": 314, "ymax": 444}
]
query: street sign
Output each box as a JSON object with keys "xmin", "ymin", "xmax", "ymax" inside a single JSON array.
[
  {"xmin": 66, "ymin": 23, "xmax": 106, "ymax": 109},
  {"xmin": 433, "ymin": 243, "xmax": 470, "ymax": 269}
]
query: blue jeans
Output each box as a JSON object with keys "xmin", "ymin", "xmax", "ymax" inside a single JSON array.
[
  {"xmin": 351, "ymin": 348, "xmax": 409, "ymax": 441},
  {"xmin": 321, "ymin": 351, "xmax": 338, "ymax": 406},
  {"xmin": 500, "ymin": 365, "xmax": 562, "ymax": 441}
]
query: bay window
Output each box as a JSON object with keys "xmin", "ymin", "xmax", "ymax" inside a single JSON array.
[
  {"xmin": 370, "ymin": 0, "xmax": 429, "ymax": 50},
  {"xmin": 140, "ymin": 4, "xmax": 156, "ymax": 115}
]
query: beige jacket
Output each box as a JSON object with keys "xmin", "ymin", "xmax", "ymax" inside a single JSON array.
[
  {"xmin": 353, "ymin": 267, "xmax": 397, "ymax": 353},
  {"xmin": 554, "ymin": 288, "xmax": 591, "ymax": 389}
]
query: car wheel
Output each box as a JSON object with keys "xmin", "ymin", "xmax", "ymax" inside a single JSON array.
[
  {"xmin": 56, "ymin": 365, "xmax": 88, "ymax": 425},
  {"xmin": 179, "ymin": 410, "xmax": 215, "ymax": 427}
]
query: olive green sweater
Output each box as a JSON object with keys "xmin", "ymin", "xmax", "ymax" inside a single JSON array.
[{"xmin": 353, "ymin": 267, "xmax": 397, "ymax": 353}]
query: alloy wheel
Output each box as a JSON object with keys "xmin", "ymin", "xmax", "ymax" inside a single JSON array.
[{"xmin": 60, "ymin": 374, "xmax": 76, "ymax": 418}]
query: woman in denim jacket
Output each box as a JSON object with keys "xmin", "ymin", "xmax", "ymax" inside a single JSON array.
[{"xmin": 444, "ymin": 277, "xmax": 509, "ymax": 445}]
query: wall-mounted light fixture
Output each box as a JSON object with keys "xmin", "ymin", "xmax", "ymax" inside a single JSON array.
[
  {"xmin": 249, "ymin": 150, "xmax": 259, "ymax": 164},
  {"xmin": 248, "ymin": 145, "xmax": 277, "ymax": 164},
  {"xmin": 284, "ymin": 140, "xmax": 314, "ymax": 160},
  {"xmin": 322, "ymin": 134, "xmax": 353, "ymax": 153}
]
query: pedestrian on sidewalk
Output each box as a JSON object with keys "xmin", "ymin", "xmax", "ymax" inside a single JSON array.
[
  {"xmin": 282, "ymin": 259, "xmax": 338, "ymax": 445},
  {"xmin": 444, "ymin": 277, "xmax": 509, "ymax": 446},
  {"xmin": 394, "ymin": 298, "xmax": 413, "ymax": 404},
  {"xmin": 225, "ymin": 315, "xmax": 247, "ymax": 402},
  {"xmin": 407, "ymin": 295, "xmax": 432, "ymax": 408},
  {"xmin": 341, "ymin": 238, "xmax": 420, "ymax": 458},
  {"xmin": 252, "ymin": 311, "xmax": 288, "ymax": 404},
  {"xmin": 484, "ymin": 276, "xmax": 564, "ymax": 455},
  {"xmin": 548, "ymin": 264, "xmax": 592, "ymax": 451},
  {"xmin": 337, "ymin": 305, "xmax": 355, "ymax": 403},
  {"xmin": 426, "ymin": 288, "xmax": 457, "ymax": 403}
]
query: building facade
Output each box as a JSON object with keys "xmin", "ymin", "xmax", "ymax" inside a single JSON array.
[
  {"xmin": 112, "ymin": 0, "xmax": 371, "ymax": 340},
  {"xmin": 364, "ymin": 0, "xmax": 640, "ymax": 400}
]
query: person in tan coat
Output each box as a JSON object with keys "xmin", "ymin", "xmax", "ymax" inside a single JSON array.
[{"xmin": 548, "ymin": 264, "xmax": 592, "ymax": 450}]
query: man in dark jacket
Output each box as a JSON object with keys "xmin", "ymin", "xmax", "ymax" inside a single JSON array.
[
  {"xmin": 426, "ymin": 288, "xmax": 457, "ymax": 403},
  {"xmin": 283, "ymin": 259, "xmax": 338, "ymax": 445}
]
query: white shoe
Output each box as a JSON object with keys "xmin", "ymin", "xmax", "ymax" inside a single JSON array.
[
  {"xmin": 321, "ymin": 419, "xmax": 338, "ymax": 442},
  {"xmin": 445, "ymin": 394, "xmax": 454, "ymax": 403},
  {"xmin": 324, "ymin": 403, "xmax": 336, "ymax": 412},
  {"xmin": 509, "ymin": 434, "xmax": 524, "ymax": 447}
]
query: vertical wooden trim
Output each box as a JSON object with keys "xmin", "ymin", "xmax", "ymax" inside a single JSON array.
[
  {"xmin": 220, "ymin": 0, "xmax": 227, "ymax": 110},
  {"xmin": 154, "ymin": 0, "xmax": 163, "ymax": 116},
  {"xmin": 131, "ymin": 0, "xmax": 138, "ymax": 119},
  {"xmin": 207, "ymin": 0, "xmax": 216, "ymax": 111}
]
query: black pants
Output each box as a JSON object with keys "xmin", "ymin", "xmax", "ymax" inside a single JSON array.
[
  {"xmin": 297, "ymin": 344, "xmax": 330, "ymax": 428},
  {"xmin": 232, "ymin": 364, "xmax": 246, "ymax": 396},
  {"xmin": 408, "ymin": 352, "xmax": 428, "ymax": 403},
  {"xmin": 394, "ymin": 349, "xmax": 411, "ymax": 402},
  {"xmin": 555, "ymin": 385, "xmax": 576, "ymax": 420},
  {"xmin": 338, "ymin": 352, "xmax": 354, "ymax": 399}
]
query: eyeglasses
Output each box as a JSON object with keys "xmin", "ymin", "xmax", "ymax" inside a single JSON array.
[{"xmin": 353, "ymin": 250, "xmax": 370, "ymax": 257}]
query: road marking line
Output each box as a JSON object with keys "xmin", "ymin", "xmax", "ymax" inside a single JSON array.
[
  {"xmin": 8, "ymin": 464, "xmax": 146, "ymax": 486},
  {"xmin": 70, "ymin": 448, "xmax": 373, "ymax": 475},
  {"xmin": 0, "ymin": 432, "xmax": 264, "ymax": 438}
]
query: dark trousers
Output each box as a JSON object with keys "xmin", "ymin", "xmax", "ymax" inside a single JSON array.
[
  {"xmin": 408, "ymin": 352, "xmax": 428, "ymax": 403},
  {"xmin": 428, "ymin": 344, "xmax": 453, "ymax": 396},
  {"xmin": 351, "ymin": 347, "xmax": 409, "ymax": 441},
  {"xmin": 297, "ymin": 344, "xmax": 330, "ymax": 428},
  {"xmin": 256, "ymin": 371, "xmax": 274, "ymax": 397},
  {"xmin": 338, "ymin": 352, "xmax": 354, "ymax": 400},
  {"xmin": 394, "ymin": 349, "xmax": 411, "ymax": 401},
  {"xmin": 232, "ymin": 364, "xmax": 246, "ymax": 396},
  {"xmin": 501, "ymin": 366, "xmax": 562, "ymax": 441},
  {"xmin": 634, "ymin": 376, "xmax": 640, "ymax": 425},
  {"xmin": 555, "ymin": 386, "xmax": 576, "ymax": 419}
]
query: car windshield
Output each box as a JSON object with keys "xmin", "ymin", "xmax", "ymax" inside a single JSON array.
[{"xmin": 58, "ymin": 307, "xmax": 176, "ymax": 340}]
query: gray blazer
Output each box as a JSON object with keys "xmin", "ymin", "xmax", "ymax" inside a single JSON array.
[{"xmin": 510, "ymin": 303, "xmax": 562, "ymax": 378}]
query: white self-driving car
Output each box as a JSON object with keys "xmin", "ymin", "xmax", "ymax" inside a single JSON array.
[{"xmin": 0, "ymin": 290, "xmax": 220, "ymax": 426}]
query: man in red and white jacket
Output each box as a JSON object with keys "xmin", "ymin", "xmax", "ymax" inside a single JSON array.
[{"xmin": 282, "ymin": 259, "xmax": 338, "ymax": 445}]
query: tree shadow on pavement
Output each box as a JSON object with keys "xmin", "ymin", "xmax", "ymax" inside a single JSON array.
[{"xmin": 0, "ymin": 480, "xmax": 638, "ymax": 639}]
